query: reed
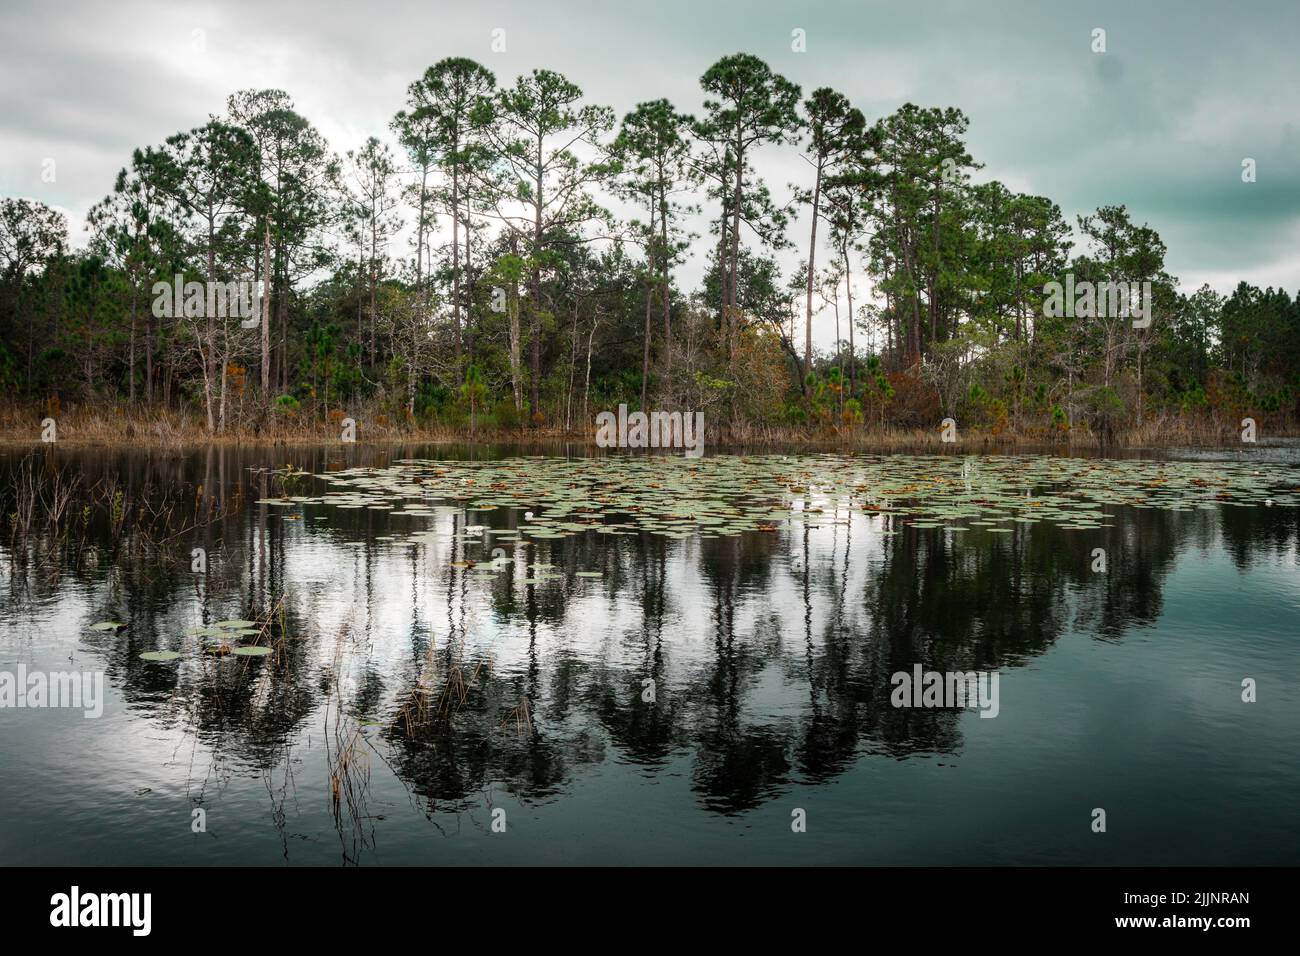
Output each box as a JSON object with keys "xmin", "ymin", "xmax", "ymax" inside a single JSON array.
[{"xmin": 1, "ymin": 400, "xmax": 1290, "ymax": 450}]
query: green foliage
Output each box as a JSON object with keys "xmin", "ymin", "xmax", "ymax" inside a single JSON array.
[
  {"xmin": 1082, "ymin": 386, "xmax": 1127, "ymax": 438},
  {"xmin": 0, "ymin": 59, "xmax": 1295, "ymax": 442}
]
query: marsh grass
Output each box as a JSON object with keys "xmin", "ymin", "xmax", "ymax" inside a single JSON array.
[
  {"xmin": 326, "ymin": 713, "xmax": 373, "ymax": 865},
  {"xmin": 4, "ymin": 452, "xmax": 80, "ymax": 537},
  {"xmin": 2, "ymin": 451, "xmax": 236, "ymax": 566},
  {"xmin": 321, "ymin": 632, "xmax": 376, "ymax": 864},
  {"xmin": 2, "ymin": 400, "xmax": 1289, "ymax": 450},
  {"xmin": 395, "ymin": 642, "xmax": 484, "ymax": 736},
  {"xmin": 503, "ymin": 697, "xmax": 533, "ymax": 737}
]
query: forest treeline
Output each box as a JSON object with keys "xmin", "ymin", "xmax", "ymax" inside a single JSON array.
[{"xmin": 1, "ymin": 53, "xmax": 1298, "ymax": 440}]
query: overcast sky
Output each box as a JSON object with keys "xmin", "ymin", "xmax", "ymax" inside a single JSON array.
[{"xmin": 3, "ymin": 0, "xmax": 1297, "ymax": 349}]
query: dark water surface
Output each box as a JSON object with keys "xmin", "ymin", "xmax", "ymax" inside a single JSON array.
[{"xmin": 2, "ymin": 443, "xmax": 1298, "ymax": 865}]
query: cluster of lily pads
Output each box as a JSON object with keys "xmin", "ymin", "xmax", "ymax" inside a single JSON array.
[
  {"xmin": 129, "ymin": 619, "xmax": 272, "ymax": 662},
  {"xmin": 246, "ymin": 454, "xmax": 1300, "ymax": 544},
  {"xmin": 117, "ymin": 454, "xmax": 1297, "ymax": 656}
]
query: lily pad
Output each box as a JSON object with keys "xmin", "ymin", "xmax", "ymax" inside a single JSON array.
[{"xmin": 307, "ymin": 452, "xmax": 1299, "ymax": 544}]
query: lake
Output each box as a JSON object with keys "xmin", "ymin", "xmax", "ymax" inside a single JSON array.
[{"xmin": 1, "ymin": 443, "xmax": 1298, "ymax": 865}]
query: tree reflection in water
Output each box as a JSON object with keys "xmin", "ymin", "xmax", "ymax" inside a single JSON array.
[{"xmin": 3, "ymin": 443, "xmax": 1297, "ymax": 862}]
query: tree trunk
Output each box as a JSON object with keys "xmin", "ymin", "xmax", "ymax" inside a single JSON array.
[
  {"xmin": 844, "ymin": 240, "xmax": 856, "ymax": 396},
  {"xmin": 583, "ymin": 317, "xmax": 598, "ymax": 429},
  {"xmin": 508, "ymin": 235, "xmax": 522, "ymax": 414},
  {"xmin": 465, "ymin": 191, "xmax": 474, "ymax": 357},
  {"xmin": 205, "ymin": 217, "xmax": 216, "ymax": 433},
  {"xmin": 451, "ymin": 155, "xmax": 461, "ymax": 365},
  {"xmin": 659, "ymin": 181, "xmax": 672, "ymax": 371},
  {"xmin": 530, "ymin": 144, "xmax": 543, "ymax": 424},
  {"xmin": 260, "ymin": 219, "xmax": 271, "ymax": 395},
  {"xmin": 415, "ymin": 162, "xmax": 428, "ymax": 296},
  {"xmin": 716, "ymin": 213, "xmax": 729, "ymax": 353},
  {"xmin": 803, "ymin": 160, "xmax": 822, "ymax": 386},
  {"xmin": 641, "ymin": 201, "xmax": 656, "ymax": 409},
  {"xmin": 217, "ymin": 327, "xmax": 228, "ymax": 433},
  {"xmin": 128, "ymin": 283, "xmax": 137, "ymax": 404},
  {"xmin": 369, "ymin": 213, "xmax": 378, "ymax": 368},
  {"xmin": 145, "ymin": 307, "xmax": 153, "ymax": 404},
  {"xmin": 277, "ymin": 284, "xmax": 289, "ymax": 394},
  {"xmin": 729, "ymin": 136, "xmax": 744, "ymax": 357}
]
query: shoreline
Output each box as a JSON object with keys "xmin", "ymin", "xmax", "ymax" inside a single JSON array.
[
  {"xmin": 4, "ymin": 404, "xmax": 1295, "ymax": 454},
  {"xmin": 2, "ymin": 430, "xmax": 1295, "ymax": 454}
]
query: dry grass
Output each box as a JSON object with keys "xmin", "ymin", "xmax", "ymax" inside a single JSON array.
[
  {"xmin": 0, "ymin": 401, "xmax": 475, "ymax": 446},
  {"xmin": 0, "ymin": 401, "xmax": 1291, "ymax": 451},
  {"xmin": 2, "ymin": 449, "xmax": 235, "ymax": 554},
  {"xmin": 502, "ymin": 697, "xmax": 533, "ymax": 737}
]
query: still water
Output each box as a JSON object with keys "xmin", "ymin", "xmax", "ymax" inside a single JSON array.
[{"xmin": 1, "ymin": 444, "xmax": 1298, "ymax": 865}]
